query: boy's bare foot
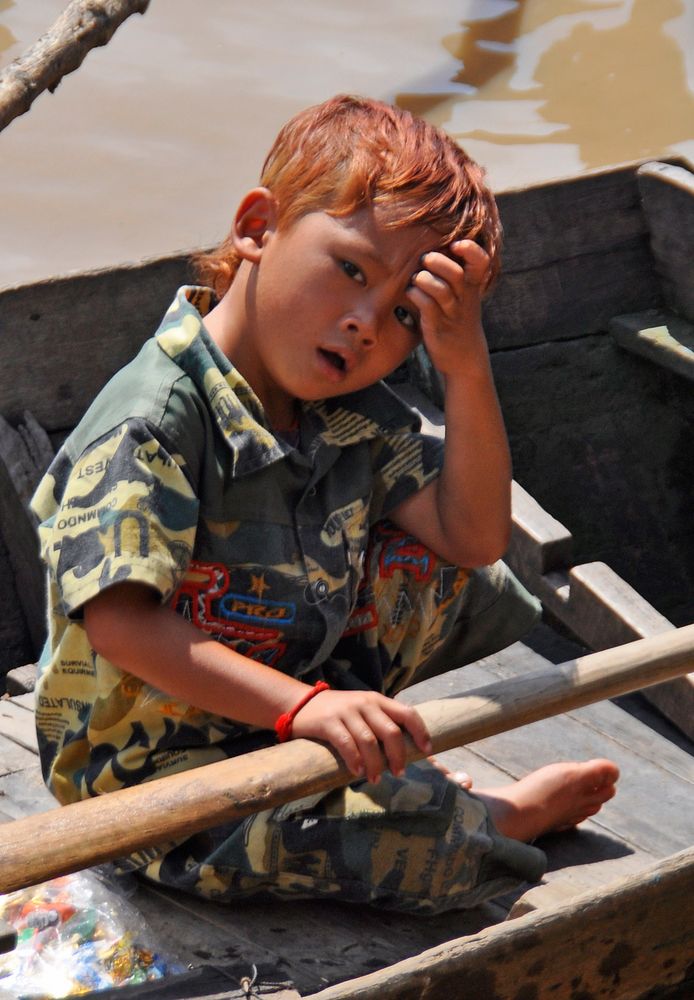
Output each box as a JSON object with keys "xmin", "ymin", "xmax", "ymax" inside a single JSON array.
[
  {"xmin": 474, "ymin": 759, "xmax": 620, "ymax": 842},
  {"xmin": 427, "ymin": 756, "xmax": 473, "ymax": 790}
]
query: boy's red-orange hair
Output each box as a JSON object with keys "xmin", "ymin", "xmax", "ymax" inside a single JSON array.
[{"xmin": 195, "ymin": 95, "xmax": 501, "ymax": 297}]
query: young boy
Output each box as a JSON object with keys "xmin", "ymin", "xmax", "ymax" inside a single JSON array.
[{"xmin": 32, "ymin": 95, "xmax": 618, "ymax": 913}]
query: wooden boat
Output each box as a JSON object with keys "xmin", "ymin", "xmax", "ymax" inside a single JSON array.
[{"xmin": 0, "ymin": 158, "xmax": 693, "ymax": 999}]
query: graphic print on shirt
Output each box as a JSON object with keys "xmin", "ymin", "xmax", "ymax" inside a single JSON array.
[
  {"xmin": 170, "ymin": 561, "xmax": 294, "ymax": 667},
  {"xmin": 377, "ymin": 524, "xmax": 434, "ymax": 583}
]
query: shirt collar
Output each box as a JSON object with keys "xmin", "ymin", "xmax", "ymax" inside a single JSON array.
[{"xmin": 155, "ymin": 286, "xmax": 421, "ymax": 476}]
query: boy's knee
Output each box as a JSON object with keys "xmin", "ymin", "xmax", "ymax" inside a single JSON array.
[{"xmin": 415, "ymin": 560, "xmax": 541, "ymax": 680}]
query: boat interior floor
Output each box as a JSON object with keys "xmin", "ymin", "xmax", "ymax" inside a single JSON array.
[{"xmin": 1, "ymin": 621, "xmax": 693, "ymax": 998}]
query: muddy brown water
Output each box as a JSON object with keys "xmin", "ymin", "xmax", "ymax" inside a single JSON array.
[{"xmin": 0, "ymin": 0, "xmax": 692, "ymax": 287}]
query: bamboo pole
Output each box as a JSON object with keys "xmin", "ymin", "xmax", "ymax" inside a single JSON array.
[
  {"xmin": 0, "ymin": 0, "xmax": 150, "ymax": 134},
  {"xmin": 2, "ymin": 624, "xmax": 694, "ymax": 894}
]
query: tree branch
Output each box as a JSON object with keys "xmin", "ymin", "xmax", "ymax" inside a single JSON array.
[{"xmin": 0, "ymin": 0, "xmax": 150, "ymax": 133}]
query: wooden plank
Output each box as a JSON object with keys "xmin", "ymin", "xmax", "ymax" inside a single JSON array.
[
  {"xmin": 508, "ymin": 481, "xmax": 573, "ymax": 577},
  {"xmin": 483, "ymin": 241, "xmax": 662, "ymax": 349},
  {"xmin": 0, "ymin": 455, "xmax": 46, "ymax": 660},
  {"xmin": 0, "ymin": 699, "xmax": 38, "ymax": 753},
  {"xmin": 496, "ymin": 162, "xmax": 657, "ymax": 270},
  {"xmin": 4, "ymin": 662, "xmax": 37, "ymax": 696},
  {"xmin": 0, "ymin": 766, "xmax": 56, "ymax": 822},
  {"xmin": 610, "ymin": 309, "xmax": 694, "ymax": 382},
  {"xmin": 0, "ymin": 412, "xmax": 54, "ymax": 507},
  {"xmin": 482, "ymin": 159, "xmax": 694, "ymax": 347},
  {"xmin": 10, "ymin": 692, "xmax": 35, "ymax": 712},
  {"xmin": 507, "ymin": 855, "xmax": 651, "ymax": 919},
  {"xmin": 0, "ymin": 252, "xmax": 192, "ymax": 433},
  {"xmin": 0, "ymin": 730, "xmax": 37, "ymax": 777},
  {"xmin": 133, "ymin": 880, "xmax": 502, "ymax": 998},
  {"xmin": 492, "ymin": 332, "xmax": 694, "ymax": 627},
  {"xmin": 526, "ymin": 561, "xmax": 694, "ymax": 739},
  {"xmin": 304, "ymin": 847, "xmax": 694, "ymax": 1000},
  {"xmin": 3, "ymin": 625, "xmax": 694, "ymax": 895},
  {"xmin": 638, "ymin": 161, "xmax": 694, "ymax": 322},
  {"xmin": 0, "ymin": 531, "xmax": 33, "ymax": 677}
]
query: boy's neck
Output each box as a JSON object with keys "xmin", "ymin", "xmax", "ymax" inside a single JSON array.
[{"xmin": 203, "ymin": 273, "xmax": 298, "ymax": 432}]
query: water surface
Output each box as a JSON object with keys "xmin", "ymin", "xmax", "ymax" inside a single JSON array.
[{"xmin": 1, "ymin": 0, "xmax": 692, "ymax": 286}]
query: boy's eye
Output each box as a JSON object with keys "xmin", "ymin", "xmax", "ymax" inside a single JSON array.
[
  {"xmin": 394, "ymin": 304, "xmax": 418, "ymax": 333},
  {"xmin": 341, "ymin": 260, "xmax": 365, "ymax": 284}
]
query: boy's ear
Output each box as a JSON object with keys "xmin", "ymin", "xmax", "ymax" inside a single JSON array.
[{"xmin": 232, "ymin": 187, "xmax": 278, "ymax": 262}]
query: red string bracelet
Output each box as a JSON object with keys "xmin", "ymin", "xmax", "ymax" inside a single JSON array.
[{"xmin": 275, "ymin": 681, "xmax": 331, "ymax": 742}]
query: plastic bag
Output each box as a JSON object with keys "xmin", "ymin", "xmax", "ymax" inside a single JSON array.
[{"xmin": 0, "ymin": 869, "xmax": 185, "ymax": 998}]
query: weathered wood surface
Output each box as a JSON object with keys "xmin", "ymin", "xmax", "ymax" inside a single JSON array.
[
  {"xmin": 305, "ymin": 848, "xmax": 694, "ymax": 1000},
  {"xmin": 0, "ymin": 533, "xmax": 33, "ymax": 676},
  {"xmin": 0, "ymin": 0, "xmax": 150, "ymax": 133},
  {"xmin": 509, "ymin": 481, "xmax": 694, "ymax": 738},
  {"xmin": 0, "ymin": 696, "xmax": 38, "ymax": 754},
  {"xmin": 638, "ymin": 161, "xmax": 694, "ymax": 322},
  {"xmin": 610, "ymin": 309, "xmax": 694, "ymax": 382},
  {"xmin": 4, "ymin": 663, "xmax": 37, "ymax": 696},
  {"xmin": 484, "ymin": 162, "xmax": 668, "ymax": 349},
  {"xmin": 0, "ymin": 411, "xmax": 53, "ymax": 507},
  {"xmin": 2, "ymin": 625, "xmax": 694, "ymax": 897},
  {"xmin": 0, "ymin": 457, "xmax": 44, "ymax": 673},
  {"xmin": 492, "ymin": 332, "xmax": 694, "ymax": 629},
  {"xmin": 0, "ymin": 253, "xmax": 192, "ymax": 435}
]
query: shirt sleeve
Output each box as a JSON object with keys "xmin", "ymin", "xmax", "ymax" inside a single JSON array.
[
  {"xmin": 37, "ymin": 418, "xmax": 199, "ymax": 618},
  {"xmin": 368, "ymin": 430, "xmax": 445, "ymax": 524}
]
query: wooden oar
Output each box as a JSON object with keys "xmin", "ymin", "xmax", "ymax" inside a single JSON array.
[{"xmin": 2, "ymin": 624, "xmax": 694, "ymax": 895}]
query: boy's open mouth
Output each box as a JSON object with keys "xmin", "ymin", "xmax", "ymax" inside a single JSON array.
[{"xmin": 319, "ymin": 348, "xmax": 347, "ymax": 372}]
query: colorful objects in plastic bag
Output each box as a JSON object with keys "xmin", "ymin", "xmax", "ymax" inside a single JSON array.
[{"xmin": 0, "ymin": 870, "xmax": 185, "ymax": 997}]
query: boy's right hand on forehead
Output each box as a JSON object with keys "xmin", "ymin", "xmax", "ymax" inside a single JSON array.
[{"xmin": 290, "ymin": 689, "xmax": 432, "ymax": 784}]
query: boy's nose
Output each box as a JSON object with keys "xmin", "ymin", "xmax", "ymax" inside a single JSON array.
[{"xmin": 342, "ymin": 312, "xmax": 378, "ymax": 349}]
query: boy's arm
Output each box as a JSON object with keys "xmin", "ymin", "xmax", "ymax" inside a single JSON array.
[
  {"xmin": 84, "ymin": 582, "xmax": 432, "ymax": 783},
  {"xmin": 389, "ymin": 240, "xmax": 511, "ymax": 568}
]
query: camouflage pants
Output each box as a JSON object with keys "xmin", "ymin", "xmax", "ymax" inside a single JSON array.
[{"xmin": 128, "ymin": 524, "xmax": 546, "ymax": 913}]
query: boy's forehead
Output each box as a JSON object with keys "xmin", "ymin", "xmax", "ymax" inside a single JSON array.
[{"xmin": 332, "ymin": 207, "xmax": 444, "ymax": 269}]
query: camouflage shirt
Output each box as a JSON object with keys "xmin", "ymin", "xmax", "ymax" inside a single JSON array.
[{"xmin": 32, "ymin": 286, "xmax": 444, "ymax": 804}]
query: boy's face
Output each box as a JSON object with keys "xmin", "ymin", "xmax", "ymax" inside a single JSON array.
[{"xmin": 234, "ymin": 200, "xmax": 442, "ymax": 419}]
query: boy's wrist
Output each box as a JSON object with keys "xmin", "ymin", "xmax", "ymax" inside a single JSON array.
[{"xmin": 275, "ymin": 681, "xmax": 331, "ymax": 741}]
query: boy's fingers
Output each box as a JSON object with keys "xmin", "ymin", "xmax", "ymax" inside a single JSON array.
[
  {"xmin": 351, "ymin": 727, "xmax": 386, "ymax": 784},
  {"xmin": 449, "ymin": 240, "xmax": 491, "ymax": 283},
  {"xmin": 412, "ymin": 269, "xmax": 457, "ymax": 309},
  {"xmin": 406, "ymin": 283, "xmax": 447, "ymax": 330},
  {"xmin": 420, "ymin": 251, "xmax": 466, "ymax": 288},
  {"xmin": 363, "ymin": 708, "xmax": 408, "ymax": 778},
  {"xmin": 391, "ymin": 702, "xmax": 432, "ymax": 757},
  {"xmin": 318, "ymin": 719, "xmax": 365, "ymax": 778}
]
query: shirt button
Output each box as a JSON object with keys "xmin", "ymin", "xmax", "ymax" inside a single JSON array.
[
  {"xmin": 307, "ymin": 486, "xmax": 317, "ymax": 497},
  {"xmin": 314, "ymin": 578, "xmax": 328, "ymax": 598}
]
